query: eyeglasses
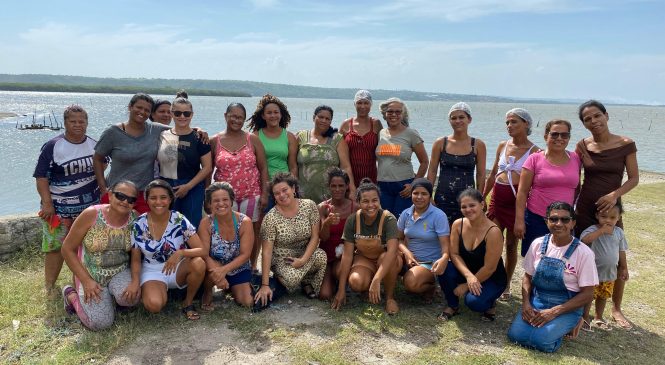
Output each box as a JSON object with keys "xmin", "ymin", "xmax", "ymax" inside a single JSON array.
[
  {"xmin": 172, "ymin": 111, "xmax": 192, "ymax": 117},
  {"xmin": 112, "ymin": 191, "xmax": 137, "ymax": 204},
  {"xmin": 548, "ymin": 132, "xmax": 570, "ymax": 140},
  {"xmin": 546, "ymin": 216, "xmax": 572, "ymax": 224},
  {"xmin": 385, "ymin": 109, "xmax": 402, "ymax": 115}
]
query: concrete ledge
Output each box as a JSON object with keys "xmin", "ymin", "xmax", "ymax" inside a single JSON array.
[{"xmin": 0, "ymin": 214, "xmax": 41, "ymax": 261}]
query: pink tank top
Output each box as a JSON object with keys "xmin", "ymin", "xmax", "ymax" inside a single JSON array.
[{"xmin": 214, "ymin": 133, "xmax": 261, "ymax": 200}]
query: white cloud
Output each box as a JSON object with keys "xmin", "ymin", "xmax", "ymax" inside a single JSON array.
[{"xmin": 1, "ymin": 22, "xmax": 664, "ymax": 104}]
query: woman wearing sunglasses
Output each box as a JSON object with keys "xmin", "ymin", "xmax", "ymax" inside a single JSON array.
[
  {"xmin": 508, "ymin": 201, "xmax": 598, "ymax": 352},
  {"xmin": 514, "ymin": 119, "xmax": 581, "ymax": 256},
  {"xmin": 156, "ymin": 95, "xmax": 212, "ymax": 228},
  {"xmin": 94, "ymin": 93, "xmax": 209, "ymax": 215},
  {"xmin": 60, "ymin": 180, "xmax": 141, "ymax": 331}
]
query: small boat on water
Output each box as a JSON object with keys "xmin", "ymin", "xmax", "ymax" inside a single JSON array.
[{"xmin": 15, "ymin": 111, "xmax": 62, "ymax": 131}]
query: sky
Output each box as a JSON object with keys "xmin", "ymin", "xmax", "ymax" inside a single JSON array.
[{"xmin": 1, "ymin": 0, "xmax": 664, "ymax": 104}]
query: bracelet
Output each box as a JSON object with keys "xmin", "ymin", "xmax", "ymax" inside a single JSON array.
[{"xmin": 262, "ymin": 283, "xmax": 270, "ymax": 287}]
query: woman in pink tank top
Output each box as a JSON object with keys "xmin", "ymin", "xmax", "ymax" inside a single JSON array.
[
  {"xmin": 339, "ymin": 90, "xmax": 383, "ymax": 183},
  {"xmin": 210, "ymin": 103, "xmax": 269, "ymax": 269}
]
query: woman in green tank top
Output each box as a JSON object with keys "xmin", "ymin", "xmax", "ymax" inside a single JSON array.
[{"xmin": 248, "ymin": 94, "xmax": 298, "ymax": 180}]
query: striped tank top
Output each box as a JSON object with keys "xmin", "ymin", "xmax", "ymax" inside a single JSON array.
[{"xmin": 343, "ymin": 118, "xmax": 378, "ymax": 183}]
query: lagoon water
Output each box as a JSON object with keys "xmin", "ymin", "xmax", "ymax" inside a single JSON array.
[{"xmin": 1, "ymin": 91, "xmax": 663, "ymax": 216}]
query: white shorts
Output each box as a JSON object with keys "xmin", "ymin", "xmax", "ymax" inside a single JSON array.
[
  {"xmin": 233, "ymin": 195, "xmax": 261, "ymax": 222},
  {"xmin": 140, "ymin": 261, "xmax": 186, "ymax": 289}
]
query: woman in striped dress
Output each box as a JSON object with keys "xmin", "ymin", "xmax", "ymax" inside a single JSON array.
[{"xmin": 339, "ymin": 90, "xmax": 383, "ymax": 183}]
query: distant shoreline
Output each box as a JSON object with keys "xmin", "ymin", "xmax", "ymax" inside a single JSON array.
[
  {"xmin": 0, "ymin": 82, "xmax": 250, "ymax": 98},
  {"xmin": 0, "ymin": 112, "xmax": 17, "ymax": 119}
]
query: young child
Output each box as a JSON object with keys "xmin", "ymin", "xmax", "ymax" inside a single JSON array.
[{"xmin": 580, "ymin": 202, "xmax": 629, "ymax": 331}]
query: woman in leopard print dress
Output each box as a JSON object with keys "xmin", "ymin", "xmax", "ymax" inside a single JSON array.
[{"xmin": 254, "ymin": 173, "xmax": 327, "ymax": 305}]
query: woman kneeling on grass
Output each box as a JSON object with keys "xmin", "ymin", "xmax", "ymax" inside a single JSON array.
[
  {"xmin": 331, "ymin": 178, "xmax": 402, "ymax": 314},
  {"xmin": 198, "ymin": 182, "xmax": 254, "ymax": 309},
  {"xmin": 508, "ymin": 201, "xmax": 598, "ymax": 353},
  {"xmin": 397, "ymin": 178, "xmax": 450, "ymax": 303},
  {"xmin": 61, "ymin": 180, "xmax": 141, "ymax": 331},
  {"xmin": 131, "ymin": 180, "xmax": 206, "ymax": 320},
  {"xmin": 318, "ymin": 167, "xmax": 356, "ymax": 300},
  {"xmin": 254, "ymin": 173, "xmax": 327, "ymax": 306},
  {"xmin": 438, "ymin": 188, "xmax": 507, "ymax": 321}
]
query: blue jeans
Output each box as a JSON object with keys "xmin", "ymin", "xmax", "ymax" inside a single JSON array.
[
  {"xmin": 521, "ymin": 209, "xmax": 550, "ymax": 257},
  {"xmin": 438, "ymin": 262, "xmax": 506, "ymax": 313},
  {"xmin": 161, "ymin": 178, "xmax": 204, "ymax": 228},
  {"xmin": 378, "ymin": 179, "xmax": 413, "ymax": 218},
  {"xmin": 507, "ymin": 289, "xmax": 583, "ymax": 353}
]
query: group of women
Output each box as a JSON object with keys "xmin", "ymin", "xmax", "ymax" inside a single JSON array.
[{"xmin": 35, "ymin": 90, "xmax": 638, "ymax": 353}]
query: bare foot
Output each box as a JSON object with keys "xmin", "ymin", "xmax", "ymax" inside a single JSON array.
[{"xmin": 565, "ymin": 318, "xmax": 584, "ymax": 339}]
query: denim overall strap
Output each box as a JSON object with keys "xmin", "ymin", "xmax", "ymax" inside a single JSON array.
[
  {"xmin": 531, "ymin": 235, "xmax": 580, "ymax": 310},
  {"xmin": 562, "ymin": 237, "xmax": 580, "ymax": 260}
]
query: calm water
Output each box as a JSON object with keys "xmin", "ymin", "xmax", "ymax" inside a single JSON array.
[{"xmin": 1, "ymin": 91, "xmax": 663, "ymax": 216}]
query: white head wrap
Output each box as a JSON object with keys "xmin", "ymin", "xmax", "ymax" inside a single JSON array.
[
  {"xmin": 506, "ymin": 108, "xmax": 533, "ymax": 136},
  {"xmin": 354, "ymin": 90, "xmax": 372, "ymax": 104},
  {"xmin": 448, "ymin": 102, "xmax": 471, "ymax": 118}
]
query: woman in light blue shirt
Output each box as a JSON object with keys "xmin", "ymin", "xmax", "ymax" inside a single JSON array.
[{"xmin": 397, "ymin": 178, "xmax": 450, "ymax": 302}]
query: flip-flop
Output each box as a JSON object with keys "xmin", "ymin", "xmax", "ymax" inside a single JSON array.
[
  {"xmin": 62, "ymin": 285, "xmax": 76, "ymax": 315},
  {"xmin": 611, "ymin": 315, "xmax": 633, "ymax": 330},
  {"xmin": 181, "ymin": 304, "xmax": 200, "ymax": 320},
  {"xmin": 200, "ymin": 302, "xmax": 215, "ymax": 312},
  {"xmin": 437, "ymin": 307, "xmax": 459, "ymax": 321},
  {"xmin": 592, "ymin": 319, "xmax": 612, "ymax": 331},
  {"xmin": 581, "ymin": 319, "xmax": 594, "ymax": 332},
  {"xmin": 481, "ymin": 310, "xmax": 496, "ymax": 322},
  {"xmin": 498, "ymin": 291, "xmax": 512, "ymax": 301},
  {"xmin": 302, "ymin": 284, "xmax": 316, "ymax": 299}
]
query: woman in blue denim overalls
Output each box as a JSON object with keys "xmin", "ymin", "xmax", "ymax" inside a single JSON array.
[{"xmin": 508, "ymin": 201, "xmax": 599, "ymax": 352}]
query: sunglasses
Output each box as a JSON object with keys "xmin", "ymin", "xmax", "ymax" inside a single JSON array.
[
  {"xmin": 546, "ymin": 216, "xmax": 572, "ymax": 224},
  {"xmin": 385, "ymin": 109, "xmax": 402, "ymax": 115},
  {"xmin": 112, "ymin": 191, "xmax": 137, "ymax": 204},
  {"xmin": 172, "ymin": 111, "xmax": 192, "ymax": 117},
  {"xmin": 548, "ymin": 132, "xmax": 570, "ymax": 140}
]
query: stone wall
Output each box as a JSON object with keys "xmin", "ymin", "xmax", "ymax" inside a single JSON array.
[{"xmin": 0, "ymin": 214, "xmax": 41, "ymax": 261}]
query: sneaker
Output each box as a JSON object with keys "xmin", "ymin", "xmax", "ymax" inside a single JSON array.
[{"xmin": 62, "ymin": 285, "xmax": 76, "ymax": 315}]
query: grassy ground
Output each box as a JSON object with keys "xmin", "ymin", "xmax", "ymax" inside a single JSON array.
[{"xmin": 2, "ymin": 183, "xmax": 665, "ymax": 364}]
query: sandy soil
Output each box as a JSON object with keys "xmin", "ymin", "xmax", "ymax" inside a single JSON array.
[{"xmin": 100, "ymin": 170, "xmax": 665, "ymax": 364}]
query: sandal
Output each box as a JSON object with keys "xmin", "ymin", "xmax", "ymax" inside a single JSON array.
[
  {"xmin": 581, "ymin": 319, "xmax": 594, "ymax": 332},
  {"xmin": 592, "ymin": 319, "xmax": 612, "ymax": 331},
  {"xmin": 481, "ymin": 309, "xmax": 496, "ymax": 322},
  {"xmin": 201, "ymin": 290, "xmax": 214, "ymax": 312},
  {"xmin": 611, "ymin": 314, "xmax": 633, "ymax": 330},
  {"xmin": 302, "ymin": 284, "xmax": 316, "ymax": 299},
  {"xmin": 437, "ymin": 307, "xmax": 459, "ymax": 321},
  {"xmin": 200, "ymin": 302, "xmax": 215, "ymax": 312},
  {"xmin": 181, "ymin": 304, "xmax": 200, "ymax": 320},
  {"xmin": 62, "ymin": 285, "xmax": 76, "ymax": 315},
  {"xmin": 385, "ymin": 298, "xmax": 399, "ymax": 315},
  {"xmin": 499, "ymin": 291, "xmax": 512, "ymax": 301}
]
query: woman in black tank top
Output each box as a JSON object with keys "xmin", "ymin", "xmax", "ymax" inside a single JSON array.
[{"xmin": 437, "ymin": 188, "xmax": 507, "ymax": 321}]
